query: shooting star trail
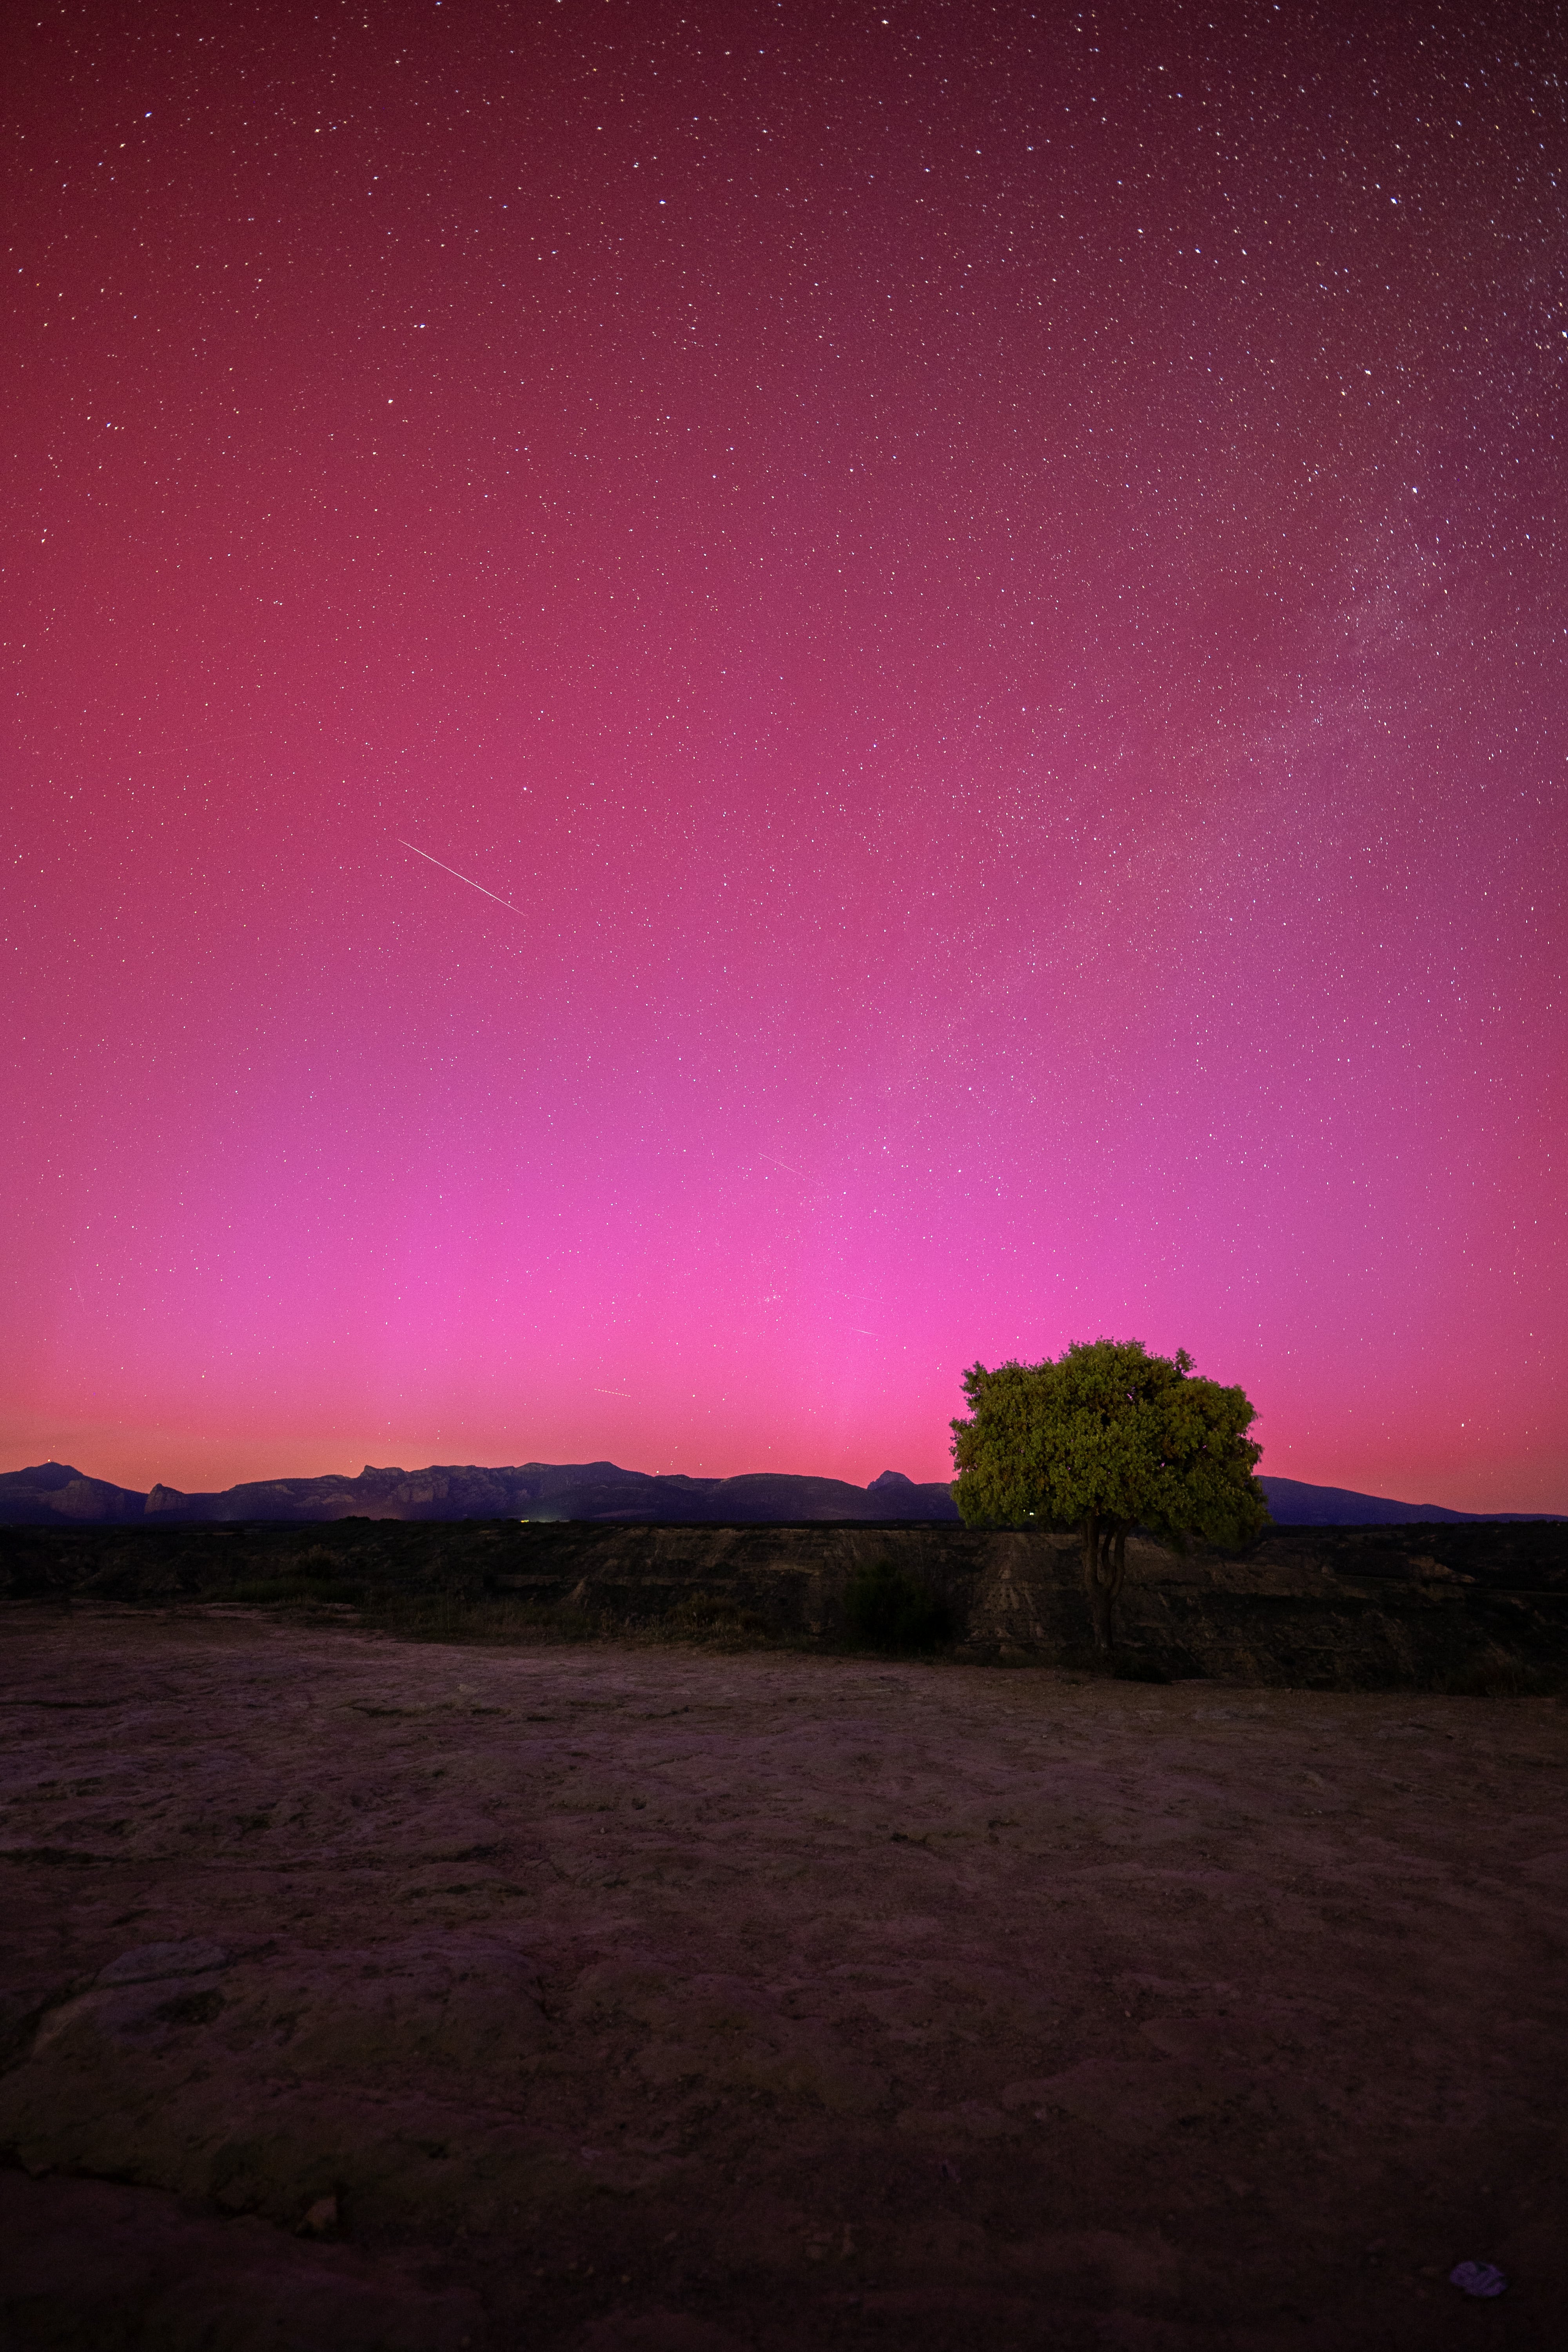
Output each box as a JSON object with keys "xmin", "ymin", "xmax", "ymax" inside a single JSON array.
[
  {"xmin": 399, "ymin": 838, "xmax": 522, "ymax": 913},
  {"xmin": 759, "ymin": 1153, "xmax": 803, "ymax": 1178},
  {"xmin": 594, "ymin": 1387, "xmax": 633, "ymax": 1399}
]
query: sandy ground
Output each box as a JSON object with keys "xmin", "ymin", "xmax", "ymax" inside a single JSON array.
[{"xmin": 1, "ymin": 1606, "xmax": 1564, "ymax": 2351}]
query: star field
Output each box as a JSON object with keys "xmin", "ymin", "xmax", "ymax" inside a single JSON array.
[{"xmin": 4, "ymin": 0, "xmax": 1564, "ymax": 1506}]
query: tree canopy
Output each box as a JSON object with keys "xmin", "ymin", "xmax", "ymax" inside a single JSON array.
[{"xmin": 949, "ymin": 1339, "xmax": 1269, "ymax": 1648}]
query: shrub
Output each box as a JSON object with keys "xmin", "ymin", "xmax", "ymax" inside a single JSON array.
[
  {"xmin": 666, "ymin": 1594, "xmax": 770, "ymax": 1644},
  {"xmin": 842, "ymin": 1558, "xmax": 954, "ymax": 1653}
]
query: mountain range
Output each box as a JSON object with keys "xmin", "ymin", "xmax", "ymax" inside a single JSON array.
[{"xmin": 0, "ymin": 1459, "xmax": 1557, "ymax": 1528}]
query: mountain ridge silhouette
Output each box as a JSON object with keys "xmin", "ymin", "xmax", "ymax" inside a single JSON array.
[{"xmin": 0, "ymin": 1460, "xmax": 1558, "ymax": 1527}]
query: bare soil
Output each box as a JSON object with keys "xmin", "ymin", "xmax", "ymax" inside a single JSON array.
[{"xmin": 1, "ymin": 1605, "xmax": 1564, "ymax": 2350}]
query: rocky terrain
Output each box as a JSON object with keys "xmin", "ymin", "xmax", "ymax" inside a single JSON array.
[
  {"xmin": 2, "ymin": 1517, "xmax": 1564, "ymax": 1693},
  {"xmin": 1, "ymin": 1607, "xmax": 1563, "ymax": 2349}
]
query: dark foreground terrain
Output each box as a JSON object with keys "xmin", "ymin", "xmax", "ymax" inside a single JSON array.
[
  {"xmin": 1, "ymin": 1601, "xmax": 1565, "ymax": 2350},
  {"xmin": 4, "ymin": 1516, "xmax": 1566, "ymax": 1690}
]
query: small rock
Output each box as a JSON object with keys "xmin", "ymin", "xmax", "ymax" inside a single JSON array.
[
  {"xmin": 1449, "ymin": 2260, "xmax": 1506, "ymax": 2298},
  {"xmin": 297, "ymin": 2193, "xmax": 338, "ymax": 2237}
]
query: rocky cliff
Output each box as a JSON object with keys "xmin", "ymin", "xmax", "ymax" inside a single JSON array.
[{"xmin": 4, "ymin": 1515, "xmax": 1563, "ymax": 1691}]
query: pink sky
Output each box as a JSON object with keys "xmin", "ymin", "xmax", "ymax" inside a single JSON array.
[{"xmin": 4, "ymin": 0, "xmax": 1564, "ymax": 1510}]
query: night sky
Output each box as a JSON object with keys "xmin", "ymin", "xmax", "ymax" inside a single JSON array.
[{"xmin": 5, "ymin": 0, "xmax": 1564, "ymax": 1508}]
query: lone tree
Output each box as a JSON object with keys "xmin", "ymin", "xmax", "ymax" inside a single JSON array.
[{"xmin": 950, "ymin": 1339, "xmax": 1269, "ymax": 1651}]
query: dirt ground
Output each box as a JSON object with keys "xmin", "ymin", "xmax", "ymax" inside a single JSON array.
[{"xmin": 1, "ymin": 1607, "xmax": 1563, "ymax": 2350}]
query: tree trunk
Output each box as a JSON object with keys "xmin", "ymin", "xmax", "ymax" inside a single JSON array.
[{"xmin": 1082, "ymin": 1516, "xmax": 1129, "ymax": 1652}]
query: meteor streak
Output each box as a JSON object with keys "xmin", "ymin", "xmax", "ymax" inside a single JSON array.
[{"xmin": 398, "ymin": 838, "xmax": 521, "ymax": 913}]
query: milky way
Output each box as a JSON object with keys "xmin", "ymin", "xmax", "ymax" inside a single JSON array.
[{"xmin": 4, "ymin": 1, "xmax": 1564, "ymax": 1508}]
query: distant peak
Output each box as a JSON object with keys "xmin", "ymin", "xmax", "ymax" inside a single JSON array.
[
  {"xmin": 867, "ymin": 1469, "xmax": 915, "ymax": 1489},
  {"xmin": 1, "ymin": 1462, "xmax": 85, "ymax": 1489}
]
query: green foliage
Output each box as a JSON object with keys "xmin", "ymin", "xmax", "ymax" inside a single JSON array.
[
  {"xmin": 842, "ymin": 1557, "xmax": 954, "ymax": 1653},
  {"xmin": 950, "ymin": 1338, "xmax": 1269, "ymax": 1551}
]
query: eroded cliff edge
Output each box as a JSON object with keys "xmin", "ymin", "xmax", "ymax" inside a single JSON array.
[{"xmin": 4, "ymin": 1517, "xmax": 1564, "ymax": 1690}]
